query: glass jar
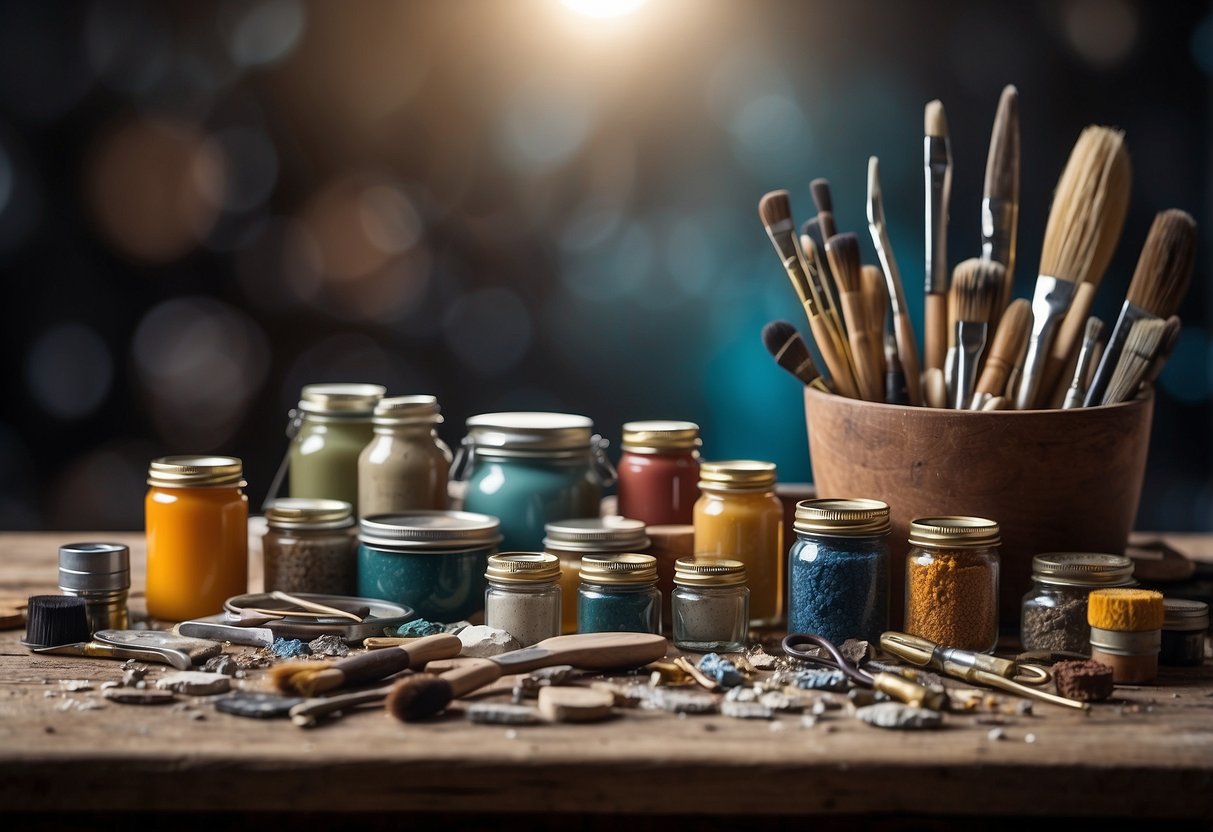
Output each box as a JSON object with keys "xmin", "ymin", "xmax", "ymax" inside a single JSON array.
[
  {"xmin": 616, "ymin": 420, "xmax": 701, "ymax": 526},
  {"xmin": 145, "ymin": 456, "xmax": 248, "ymax": 622},
  {"xmin": 358, "ymin": 511, "xmax": 502, "ymax": 623},
  {"xmin": 262, "ymin": 498, "xmax": 358, "ymax": 596},
  {"xmin": 1019, "ymin": 553, "xmax": 1135, "ymax": 655},
  {"xmin": 289, "ymin": 383, "xmax": 386, "ymax": 508},
  {"xmin": 456, "ymin": 412, "xmax": 617, "ymax": 552},
  {"xmin": 672, "ymin": 557, "xmax": 749, "ymax": 652},
  {"xmin": 692, "ymin": 460, "xmax": 784, "ymax": 628},
  {"xmin": 904, "ymin": 516, "xmax": 1000, "ymax": 653},
  {"xmin": 358, "ymin": 395, "xmax": 452, "ymax": 517},
  {"xmin": 485, "ymin": 553, "xmax": 562, "ymax": 647},
  {"xmin": 543, "ymin": 516, "xmax": 649, "ymax": 635},
  {"xmin": 577, "ymin": 554, "xmax": 661, "ymax": 634},
  {"xmin": 788, "ymin": 498, "xmax": 890, "ymax": 644},
  {"xmin": 1161, "ymin": 598, "xmax": 1208, "ymax": 667}
]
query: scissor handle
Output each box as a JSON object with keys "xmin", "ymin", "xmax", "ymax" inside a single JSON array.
[{"xmin": 1010, "ymin": 663, "xmax": 1051, "ymax": 686}]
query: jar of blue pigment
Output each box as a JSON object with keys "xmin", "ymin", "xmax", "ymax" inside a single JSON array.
[
  {"xmin": 787, "ymin": 498, "xmax": 890, "ymax": 644},
  {"xmin": 577, "ymin": 554, "xmax": 661, "ymax": 635}
]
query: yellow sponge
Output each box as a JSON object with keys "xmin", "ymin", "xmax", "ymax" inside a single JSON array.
[{"xmin": 1087, "ymin": 588, "xmax": 1165, "ymax": 631}]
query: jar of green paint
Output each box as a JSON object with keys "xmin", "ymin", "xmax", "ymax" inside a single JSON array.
[{"xmin": 289, "ymin": 383, "xmax": 386, "ymax": 509}]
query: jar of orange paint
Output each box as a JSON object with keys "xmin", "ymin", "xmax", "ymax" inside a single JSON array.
[{"xmin": 145, "ymin": 456, "xmax": 249, "ymax": 622}]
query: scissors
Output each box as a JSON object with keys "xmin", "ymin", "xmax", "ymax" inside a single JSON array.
[
  {"xmin": 879, "ymin": 631, "xmax": 1089, "ymax": 711},
  {"xmin": 783, "ymin": 633, "xmax": 950, "ymax": 711}
]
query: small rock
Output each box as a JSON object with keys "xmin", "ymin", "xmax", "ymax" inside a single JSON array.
[
  {"xmin": 103, "ymin": 687, "xmax": 176, "ymax": 705},
  {"xmin": 1024, "ymin": 733, "xmax": 1037, "ymax": 744},
  {"xmin": 800, "ymin": 714, "xmax": 818, "ymax": 728},
  {"xmin": 156, "ymin": 671, "xmax": 231, "ymax": 696},
  {"xmin": 392, "ymin": 619, "xmax": 445, "ymax": 638},
  {"xmin": 121, "ymin": 667, "xmax": 147, "ymax": 686},
  {"xmin": 745, "ymin": 646, "xmax": 779, "ymax": 670},
  {"xmin": 537, "ymin": 687, "xmax": 615, "ymax": 723},
  {"xmin": 443, "ymin": 620, "xmax": 473, "ymax": 635},
  {"xmin": 213, "ymin": 692, "xmax": 304, "ymax": 719},
  {"xmin": 838, "ymin": 639, "xmax": 873, "ymax": 665},
  {"xmin": 651, "ymin": 689, "xmax": 718, "ymax": 715},
  {"xmin": 591, "ymin": 681, "xmax": 650, "ymax": 708},
  {"xmin": 458, "ymin": 625, "xmax": 520, "ymax": 658},
  {"xmin": 697, "ymin": 653, "xmax": 745, "ymax": 688},
  {"xmin": 1052, "ymin": 659, "xmax": 1115, "ymax": 703},
  {"xmin": 988, "ymin": 727, "xmax": 1007, "ymax": 741},
  {"xmin": 189, "ymin": 711, "xmax": 206, "ymax": 721},
  {"xmin": 758, "ymin": 691, "xmax": 804, "ymax": 713},
  {"xmin": 466, "ymin": 703, "xmax": 540, "ymax": 725},
  {"xmin": 790, "ymin": 668, "xmax": 849, "ymax": 692},
  {"xmin": 1015, "ymin": 700, "xmax": 1034, "ymax": 716},
  {"xmin": 202, "ymin": 655, "xmax": 238, "ymax": 676},
  {"xmin": 724, "ymin": 686, "xmax": 760, "ymax": 703},
  {"xmin": 855, "ymin": 702, "xmax": 943, "ymax": 730},
  {"xmin": 768, "ymin": 720, "xmax": 786, "ymax": 732},
  {"xmin": 721, "ymin": 700, "xmax": 773, "ymax": 720},
  {"xmin": 101, "ymin": 681, "xmax": 120, "ymax": 690},
  {"xmin": 59, "ymin": 680, "xmax": 92, "ymax": 692},
  {"xmin": 270, "ymin": 638, "xmax": 310, "ymax": 658},
  {"xmin": 307, "ymin": 634, "xmax": 350, "ymax": 658}
]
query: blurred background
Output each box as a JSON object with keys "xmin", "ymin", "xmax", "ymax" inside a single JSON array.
[{"xmin": 0, "ymin": 0, "xmax": 1209, "ymax": 531}]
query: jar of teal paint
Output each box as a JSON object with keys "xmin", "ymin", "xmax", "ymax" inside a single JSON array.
[
  {"xmin": 577, "ymin": 553, "xmax": 661, "ymax": 635},
  {"xmin": 455, "ymin": 412, "xmax": 616, "ymax": 552},
  {"xmin": 357, "ymin": 511, "xmax": 502, "ymax": 622}
]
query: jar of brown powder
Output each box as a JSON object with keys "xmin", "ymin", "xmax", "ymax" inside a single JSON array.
[{"xmin": 904, "ymin": 516, "xmax": 1000, "ymax": 653}]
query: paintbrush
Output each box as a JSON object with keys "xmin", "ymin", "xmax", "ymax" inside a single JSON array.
[
  {"xmin": 269, "ymin": 633, "xmax": 462, "ymax": 697},
  {"xmin": 867, "ymin": 156, "xmax": 923, "ymax": 405},
  {"xmin": 924, "ymin": 99, "xmax": 952, "ymax": 376},
  {"xmin": 1142, "ymin": 315, "xmax": 1182, "ymax": 387},
  {"xmin": 802, "ymin": 234, "xmax": 857, "ymax": 373},
  {"xmin": 1101, "ymin": 317, "xmax": 1168, "ymax": 405},
  {"xmin": 385, "ymin": 632, "xmax": 668, "ymax": 722},
  {"xmin": 923, "ymin": 366, "xmax": 947, "ymax": 409},
  {"xmin": 863, "ymin": 264, "xmax": 889, "ymax": 382},
  {"xmin": 884, "ymin": 333, "xmax": 909, "ymax": 405},
  {"xmin": 1013, "ymin": 126, "xmax": 1130, "ymax": 409},
  {"xmin": 1061, "ymin": 317, "xmax": 1105, "ymax": 408},
  {"xmin": 1083, "ymin": 209, "xmax": 1197, "ymax": 406},
  {"xmin": 826, "ymin": 232, "xmax": 883, "ymax": 401},
  {"xmin": 809, "ymin": 182, "xmax": 848, "ymax": 338},
  {"xmin": 971, "ymin": 298, "xmax": 1031, "ymax": 410},
  {"xmin": 762, "ymin": 320, "xmax": 829, "ymax": 391},
  {"xmin": 982, "ymin": 85, "xmax": 1021, "ymax": 323},
  {"xmin": 946, "ymin": 259, "xmax": 1003, "ymax": 408},
  {"xmin": 760, "ymin": 191, "xmax": 860, "ymax": 398}
]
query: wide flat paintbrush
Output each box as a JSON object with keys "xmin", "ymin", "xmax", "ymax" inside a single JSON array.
[
  {"xmin": 971, "ymin": 298, "xmax": 1030, "ymax": 410},
  {"xmin": 1013, "ymin": 126, "xmax": 1130, "ymax": 409},
  {"xmin": 1061, "ymin": 317, "xmax": 1105, "ymax": 408},
  {"xmin": 867, "ymin": 156, "xmax": 922, "ymax": 405},
  {"xmin": 269, "ymin": 633, "xmax": 461, "ymax": 697},
  {"xmin": 1142, "ymin": 315, "xmax": 1182, "ymax": 387},
  {"xmin": 982, "ymin": 85, "xmax": 1021, "ymax": 324},
  {"xmin": 1083, "ymin": 209, "xmax": 1197, "ymax": 406},
  {"xmin": 946, "ymin": 259, "xmax": 1003, "ymax": 408},
  {"xmin": 762, "ymin": 320, "xmax": 830, "ymax": 391},
  {"xmin": 826, "ymin": 232, "xmax": 883, "ymax": 401},
  {"xmin": 1101, "ymin": 317, "xmax": 1167, "ymax": 405},
  {"xmin": 924, "ymin": 99, "xmax": 952, "ymax": 375}
]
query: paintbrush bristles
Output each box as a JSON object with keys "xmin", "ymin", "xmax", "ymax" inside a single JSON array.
[
  {"xmin": 1102, "ymin": 318, "xmax": 1167, "ymax": 405},
  {"xmin": 762, "ymin": 320, "xmax": 821, "ymax": 386},
  {"xmin": 983, "ymin": 85, "xmax": 1020, "ymax": 202},
  {"xmin": 824, "ymin": 233, "xmax": 862, "ymax": 293},
  {"xmin": 1126, "ymin": 209, "xmax": 1198, "ymax": 315},
  {"xmin": 758, "ymin": 190, "xmax": 793, "ymax": 229},
  {"xmin": 810, "ymin": 179, "xmax": 834, "ymax": 214},
  {"xmin": 952, "ymin": 258, "xmax": 1004, "ymax": 323},
  {"xmin": 925, "ymin": 99, "xmax": 948, "ymax": 138}
]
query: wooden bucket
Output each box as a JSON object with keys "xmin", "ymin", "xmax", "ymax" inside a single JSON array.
[{"xmin": 803, "ymin": 386, "xmax": 1154, "ymax": 631}]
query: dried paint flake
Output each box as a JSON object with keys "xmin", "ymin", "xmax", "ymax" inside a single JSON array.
[
  {"xmin": 307, "ymin": 634, "xmax": 350, "ymax": 658},
  {"xmin": 389, "ymin": 619, "xmax": 445, "ymax": 638},
  {"xmin": 788, "ymin": 668, "xmax": 849, "ymax": 692},
  {"xmin": 270, "ymin": 638, "xmax": 310, "ymax": 658},
  {"xmin": 697, "ymin": 653, "xmax": 745, "ymax": 688}
]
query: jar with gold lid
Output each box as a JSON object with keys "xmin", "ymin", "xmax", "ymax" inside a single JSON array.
[
  {"xmin": 485, "ymin": 552, "xmax": 562, "ymax": 647},
  {"xmin": 544, "ymin": 516, "xmax": 650, "ymax": 634},
  {"xmin": 289, "ymin": 383, "xmax": 386, "ymax": 508},
  {"xmin": 692, "ymin": 460, "xmax": 783, "ymax": 627},
  {"xmin": 262, "ymin": 498, "xmax": 358, "ymax": 596},
  {"xmin": 672, "ymin": 557, "xmax": 749, "ymax": 652},
  {"xmin": 616, "ymin": 420, "xmax": 701, "ymax": 526},
  {"xmin": 577, "ymin": 553, "xmax": 661, "ymax": 634},
  {"xmin": 358, "ymin": 395, "xmax": 452, "ymax": 517},
  {"xmin": 1020, "ymin": 553, "xmax": 1135, "ymax": 655},
  {"xmin": 904, "ymin": 516, "xmax": 1000, "ymax": 652}
]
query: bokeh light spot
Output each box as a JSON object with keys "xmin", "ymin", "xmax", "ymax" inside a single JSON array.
[
  {"xmin": 25, "ymin": 323, "xmax": 113, "ymax": 421},
  {"xmin": 1193, "ymin": 15, "xmax": 1213, "ymax": 76},
  {"xmin": 560, "ymin": 0, "xmax": 647, "ymax": 19},
  {"xmin": 443, "ymin": 287, "xmax": 533, "ymax": 375},
  {"xmin": 227, "ymin": 0, "xmax": 306, "ymax": 68},
  {"xmin": 728, "ymin": 93, "xmax": 812, "ymax": 178},
  {"xmin": 1159, "ymin": 325, "xmax": 1212, "ymax": 403},
  {"xmin": 1062, "ymin": 0, "xmax": 1137, "ymax": 68},
  {"xmin": 84, "ymin": 0, "xmax": 172, "ymax": 95},
  {"xmin": 359, "ymin": 185, "xmax": 424, "ymax": 254},
  {"xmin": 559, "ymin": 220, "xmax": 652, "ymax": 302},
  {"xmin": 497, "ymin": 79, "xmax": 594, "ymax": 172},
  {"xmin": 214, "ymin": 125, "xmax": 279, "ymax": 213}
]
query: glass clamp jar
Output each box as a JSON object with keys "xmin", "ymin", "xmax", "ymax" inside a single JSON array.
[
  {"xmin": 788, "ymin": 498, "xmax": 890, "ymax": 644},
  {"xmin": 288, "ymin": 383, "xmax": 386, "ymax": 508},
  {"xmin": 616, "ymin": 420, "xmax": 702, "ymax": 526},
  {"xmin": 577, "ymin": 553, "xmax": 661, "ymax": 635},
  {"xmin": 58, "ymin": 543, "xmax": 131, "ymax": 633},
  {"xmin": 1019, "ymin": 552, "xmax": 1135, "ymax": 655},
  {"xmin": 543, "ymin": 516, "xmax": 650, "ymax": 635},
  {"xmin": 358, "ymin": 395, "xmax": 453, "ymax": 517},
  {"xmin": 263, "ymin": 498, "xmax": 358, "ymax": 596},
  {"xmin": 455, "ymin": 412, "xmax": 617, "ymax": 552},
  {"xmin": 1161, "ymin": 598, "xmax": 1209, "ymax": 667},
  {"xmin": 485, "ymin": 552, "xmax": 562, "ymax": 647},
  {"xmin": 672, "ymin": 557, "xmax": 749, "ymax": 652},
  {"xmin": 145, "ymin": 456, "xmax": 249, "ymax": 623},
  {"xmin": 904, "ymin": 516, "xmax": 1000, "ymax": 653},
  {"xmin": 693, "ymin": 460, "xmax": 784, "ymax": 628}
]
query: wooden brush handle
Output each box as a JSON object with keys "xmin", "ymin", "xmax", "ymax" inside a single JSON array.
[
  {"xmin": 1040, "ymin": 282, "xmax": 1095, "ymax": 405},
  {"xmin": 438, "ymin": 658, "xmax": 504, "ymax": 699},
  {"xmin": 290, "ymin": 685, "xmax": 394, "ymax": 727},
  {"xmin": 894, "ymin": 311, "xmax": 922, "ymax": 405},
  {"xmin": 840, "ymin": 293, "xmax": 880, "ymax": 401},
  {"xmin": 925, "ymin": 293, "xmax": 947, "ymax": 373},
  {"xmin": 807, "ymin": 307, "xmax": 860, "ymax": 399},
  {"xmin": 974, "ymin": 353, "xmax": 1015, "ymax": 399},
  {"xmin": 491, "ymin": 632, "xmax": 668, "ymax": 674},
  {"xmin": 326, "ymin": 633, "xmax": 461, "ymax": 687}
]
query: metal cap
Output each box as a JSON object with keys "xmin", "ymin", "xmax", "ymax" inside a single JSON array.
[
  {"xmin": 1030, "ymin": 552, "xmax": 1135, "ymax": 588},
  {"xmin": 699, "ymin": 460, "xmax": 777, "ymax": 491},
  {"xmin": 298, "ymin": 383, "xmax": 386, "ymax": 415},
  {"xmin": 578, "ymin": 553, "xmax": 658, "ymax": 585},
  {"xmin": 465, "ymin": 412, "xmax": 594, "ymax": 454},
  {"xmin": 147, "ymin": 456, "xmax": 244, "ymax": 488},
  {"xmin": 908, "ymin": 516, "xmax": 1000, "ymax": 549},
  {"xmin": 794, "ymin": 498, "xmax": 891, "ymax": 536},
  {"xmin": 486, "ymin": 552, "xmax": 561, "ymax": 584},
  {"xmin": 1089, "ymin": 625, "xmax": 1161, "ymax": 656},
  {"xmin": 621, "ymin": 421, "xmax": 701, "ymax": 453},
  {"xmin": 359, "ymin": 511, "xmax": 502, "ymax": 551},
  {"xmin": 58, "ymin": 543, "xmax": 130, "ymax": 592},
  {"xmin": 543, "ymin": 516, "xmax": 649, "ymax": 553},
  {"xmin": 673, "ymin": 557, "xmax": 747, "ymax": 587},
  {"xmin": 1163, "ymin": 598, "xmax": 1210, "ymax": 631},
  {"xmin": 373, "ymin": 395, "xmax": 443, "ymax": 426},
  {"xmin": 265, "ymin": 498, "xmax": 355, "ymax": 531}
]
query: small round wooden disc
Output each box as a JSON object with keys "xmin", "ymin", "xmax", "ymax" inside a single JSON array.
[{"xmin": 537, "ymin": 686, "xmax": 615, "ymax": 723}]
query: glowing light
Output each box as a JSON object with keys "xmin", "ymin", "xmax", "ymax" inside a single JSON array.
[{"xmin": 560, "ymin": 0, "xmax": 647, "ymax": 19}]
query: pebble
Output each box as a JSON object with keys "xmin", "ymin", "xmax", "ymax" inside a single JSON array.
[
  {"xmin": 789, "ymin": 668, "xmax": 849, "ymax": 692},
  {"xmin": 987, "ymin": 727, "xmax": 1007, "ymax": 741},
  {"xmin": 270, "ymin": 638, "xmax": 310, "ymax": 658},
  {"xmin": 1052, "ymin": 659, "xmax": 1115, "ymax": 702},
  {"xmin": 458, "ymin": 625, "xmax": 521, "ymax": 658},
  {"xmin": 651, "ymin": 689, "xmax": 718, "ymax": 715},
  {"xmin": 202, "ymin": 655, "xmax": 238, "ymax": 676},
  {"xmin": 392, "ymin": 619, "xmax": 445, "ymax": 638},
  {"xmin": 121, "ymin": 667, "xmax": 147, "ymax": 686},
  {"xmin": 307, "ymin": 634, "xmax": 350, "ymax": 658},
  {"xmin": 213, "ymin": 692, "xmax": 304, "ymax": 719},
  {"xmin": 155, "ymin": 671, "xmax": 231, "ymax": 696},
  {"xmin": 696, "ymin": 653, "xmax": 745, "ymax": 688},
  {"xmin": 55, "ymin": 698, "xmax": 104, "ymax": 712},
  {"xmin": 1024, "ymin": 733, "xmax": 1037, "ymax": 744},
  {"xmin": 466, "ymin": 703, "xmax": 540, "ymax": 725},
  {"xmin": 59, "ymin": 680, "xmax": 92, "ymax": 692},
  {"xmin": 745, "ymin": 646, "xmax": 780, "ymax": 670},
  {"xmin": 724, "ymin": 686, "xmax": 759, "ymax": 702},
  {"xmin": 537, "ymin": 687, "xmax": 615, "ymax": 723},
  {"xmin": 512, "ymin": 665, "xmax": 577, "ymax": 701},
  {"xmin": 103, "ymin": 687, "xmax": 176, "ymax": 705},
  {"xmin": 758, "ymin": 691, "xmax": 804, "ymax": 713},
  {"xmin": 720, "ymin": 700, "xmax": 773, "ymax": 720},
  {"xmin": 591, "ymin": 681, "xmax": 650, "ymax": 708},
  {"xmin": 855, "ymin": 702, "xmax": 943, "ymax": 730}
]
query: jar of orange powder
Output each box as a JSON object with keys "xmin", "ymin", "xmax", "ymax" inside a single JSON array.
[{"xmin": 145, "ymin": 456, "xmax": 249, "ymax": 622}]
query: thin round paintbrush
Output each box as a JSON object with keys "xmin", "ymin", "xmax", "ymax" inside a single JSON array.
[
  {"xmin": 1015, "ymin": 125, "xmax": 1130, "ymax": 409},
  {"xmin": 982, "ymin": 85, "xmax": 1021, "ymax": 326},
  {"xmin": 946, "ymin": 259, "xmax": 1003, "ymax": 408},
  {"xmin": 268, "ymin": 633, "xmax": 461, "ymax": 697},
  {"xmin": 862, "ymin": 264, "xmax": 889, "ymax": 383},
  {"xmin": 924, "ymin": 99, "xmax": 952, "ymax": 376},
  {"xmin": 1083, "ymin": 209, "xmax": 1197, "ymax": 406},
  {"xmin": 1101, "ymin": 317, "xmax": 1167, "ymax": 405},
  {"xmin": 1061, "ymin": 317, "xmax": 1105, "ymax": 409},
  {"xmin": 809, "ymin": 182, "xmax": 847, "ymax": 338},
  {"xmin": 762, "ymin": 320, "xmax": 829, "ymax": 391},
  {"xmin": 826, "ymin": 233, "xmax": 883, "ymax": 401},
  {"xmin": 972, "ymin": 298, "xmax": 1030, "ymax": 410},
  {"xmin": 804, "ymin": 235, "xmax": 860, "ymax": 386},
  {"xmin": 1142, "ymin": 315, "xmax": 1182, "ymax": 388}
]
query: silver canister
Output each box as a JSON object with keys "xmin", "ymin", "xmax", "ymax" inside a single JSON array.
[{"xmin": 58, "ymin": 543, "xmax": 131, "ymax": 633}]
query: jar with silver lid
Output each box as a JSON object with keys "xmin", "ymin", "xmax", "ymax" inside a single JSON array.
[
  {"xmin": 263, "ymin": 498, "xmax": 358, "ymax": 596},
  {"xmin": 1161, "ymin": 598, "xmax": 1209, "ymax": 667},
  {"xmin": 672, "ymin": 558, "xmax": 749, "ymax": 652},
  {"xmin": 1019, "ymin": 553, "xmax": 1136, "ymax": 654},
  {"xmin": 544, "ymin": 516, "xmax": 650, "ymax": 634},
  {"xmin": 485, "ymin": 553, "xmax": 562, "ymax": 647},
  {"xmin": 358, "ymin": 395, "xmax": 452, "ymax": 517},
  {"xmin": 58, "ymin": 543, "xmax": 130, "ymax": 633}
]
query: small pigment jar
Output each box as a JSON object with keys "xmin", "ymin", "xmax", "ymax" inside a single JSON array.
[
  {"xmin": 263, "ymin": 499, "xmax": 357, "ymax": 596},
  {"xmin": 58, "ymin": 543, "xmax": 130, "ymax": 633},
  {"xmin": 904, "ymin": 516, "xmax": 1000, "ymax": 653},
  {"xmin": 1160, "ymin": 598, "xmax": 1208, "ymax": 668},
  {"xmin": 672, "ymin": 558, "xmax": 749, "ymax": 652},
  {"xmin": 485, "ymin": 553, "xmax": 562, "ymax": 647},
  {"xmin": 577, "ymin": 553, "xmax": 661, "ymax": 635},
  {"xmin": 1088, "ymin": 588, "xmax": 1165, "ymax": 684},
  {"xmin": 1019, "ymin": 553, "xmax": 1135, "ymax": 655}
]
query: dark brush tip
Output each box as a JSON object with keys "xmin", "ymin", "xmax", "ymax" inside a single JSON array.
[
  {"xmin": 23, "ymin": 595, "xmax": 89, "ymax": 648},
  {"xmin": 761, "ymin": 320, "xmax": 798, "ymax": 356},
  {"xmin": 810, "ymin": 179, "xmax": 833, "ymax": 212},
  {"xmin": 384, "ymin": 674, "xmax": 454, "ymax": 722}
]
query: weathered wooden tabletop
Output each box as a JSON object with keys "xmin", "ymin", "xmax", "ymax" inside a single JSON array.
[{"xmin": 2, "ymin": 530, "xmax": 1212, "ymax": 820}]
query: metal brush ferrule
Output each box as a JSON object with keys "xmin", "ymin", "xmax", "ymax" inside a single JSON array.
[
  {"xmin": 1063, "ymin": 325, "xmax": 1103, "ymax": 409},
  {"xmin": 1014, "ymin": 275, "xmax": 1077, "ymax": 409},
  {"xmin": 981, "ymin": 197, "xmax": 1018, "ymax": 270},
  {"xmin": 924, "ymin": 136, "xmax": 951, "ymax": 296},
  {"xmin": 953, "ymin": 321, "xmax": 987, "ymax": 409},
  {"xmin": 765, "ymin": 225, "xmax": 820, "ymax": 315},
  {"xmin": 1083, "ymin": 299, "xmax": 1150, "ymax": 407}
]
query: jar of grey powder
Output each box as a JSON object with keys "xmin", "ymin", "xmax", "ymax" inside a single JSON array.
[
  {"xmin": 485, "ymin": 552, "xmax": 562, "ymax": 647},
  {"xmin": 672, "ymin": 557, "xmax": 749, "ymax": 652},
  {"xmin": 263, "ymin": 498, "xmax": 358, "ymax": 595},
  {"xmin": 1020, "ymin": 552, "xmax": 1135, "ymax": 654}
]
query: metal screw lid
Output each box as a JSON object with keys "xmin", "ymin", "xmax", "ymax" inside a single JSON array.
[
  {"xmin": 1030, "ymin": 552, "xmax": 1135, "ymax": 588},
  {"xmin": 794, "ymin": 498, "xmax": 891, "ymax": 536},
  {"xmin": 373, "ymin": 395, "xmax": 443, "ymax": 426},
  {"xmin": 359, "ymin": 511, "xmax": 502, "ymax": 551},
  {"xmin": 486, "ymin": 552, "xmax": 561, "ymax": 584},
  {"xmin": 698, "ymin": 460, "xmax": 777, "ymax": 491},
  {"xmin": 543, "ymin": 516, "xmax": 650, "ymax": 553},
  {"xmin": 465, "ymin": 412, "xmax": 594, "ymax": 453},
  {"xmin": 58, "ymin": 543, "xmax": 130, "ymax": 592},
  {"xmin": 908, "ymin": 516, "xmax": 1000, "ymax": 549},
  {"xmin": 673, "ymin": 557, "xmax": 747, "ymax": 587},
  {"xmin": 265, "ymin": 498, "xmax": 355, "ymax": 531},
  {"xmin": 147, "ymin": 456, "xmax": 245, "ymax": 488},
  {"xmin": 298, "ymin": 383, "xmax": 386, "ymax": 415},
  {"xmin": 1163, "ymin": 598, "xmax": 1209, "ymax": 631},
  {"xmin": 578, "ymin": 553, "xmax": 658, "ymax": 585},
  {"xmin": 621, "ymin": 421, "xmax": 702, "ymax": 453}
]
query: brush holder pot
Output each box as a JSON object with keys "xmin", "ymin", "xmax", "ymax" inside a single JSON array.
[{"xmin": 803, "ymin": 386, "xmax": 1153, "ymax": 630}]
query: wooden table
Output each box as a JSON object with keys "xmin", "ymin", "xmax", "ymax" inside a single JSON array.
[{"xmin": 3, "ymin": 531, "xmax": 1213, "ymax": 826}]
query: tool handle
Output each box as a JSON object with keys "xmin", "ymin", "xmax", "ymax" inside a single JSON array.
[
  {"xmin": 894, "ymin": 311, "xmax": 923, "ymax": 405},
  {"xmin": 334, "ymin": 633, "xmax": 462, "ymax": 686},
  {"xmin": 808, "ymin": 308, "xmax": 860, "ymax": 399},
  {"xmin": 925, "ymin": 292, "xmax": 947, "ymax": 373},
  {"xmin": 439, "ymin": 658, "xmax": 504, "ymax": 699},
  {"xmin": 290, "ymin": 685, "xmax": 394, "ymax": 728},
  {"xmin": 840, "ymin": 293, "xmax": 880, "ymax": 401}
]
